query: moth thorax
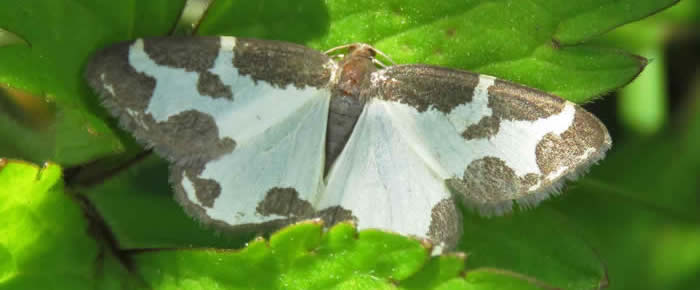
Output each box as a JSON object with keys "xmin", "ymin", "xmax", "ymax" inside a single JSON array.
[{"xmin": 334, "ymin": 46, "xmax": 377, "ymax": 99}]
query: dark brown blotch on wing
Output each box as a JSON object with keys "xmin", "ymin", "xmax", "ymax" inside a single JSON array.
[
  {"xmin": 447, "ymin": 157, "xmax": 541, "ymax": 207},
  {"xmin": 257, "ymin": 187, "xmax": 356, "ymax": 224},
  {"xmin": 447, "ymin": 157, "xmax": 521, "ymax": 204},
  {"xmin": 156, "ymin": 110, "xmax": 236, "ymax": 208},
  {"xmin": 458, "ymin": 78, "xmax": 567, "ymax": 140},
  {"xmin": 142, "ymin": 37, "xmax": 233, "ymax": 100},
  {"xmin": 183, "ymin": 170, "xmax": 221, "ymax": 208},
  {"xmin": 256, "ymin": 187, "xmax": 315, "ymax": 217},
  {"xmin": 462, "ymin": 115, "xmax": 500, "ymax": 140},
  {"xmin": 377, "ymin": 65, "xmax": 479, "ymax": 113},
  {"xmin": 197, "ymin": 71, "xmax": 233, "ymax": 99},
  {"xmin": 487, "ymin": 79, "xmax": 565, "ymax": 121},
  {"xmin": 521, "ymin": 173, "xmax": 540, "ymax": 189},
  {"xmin": 85, "ymin": 41, "xmax": 156, "ymax": 112},
  {"xmin": 233, "ymin": 38, "xmax": 332, "ymax": 89},
  {"xmin": 314, "ymin": 206, "xmax": 357, "ymax": 229},
  {"xmin": 535, "ymin": 107, "xmax": 610, "ymax": 176},
  {"xmin": 175, "ymin": 186, "xmax": 356, "ymax": 240},
  {"xmin": 428, "ymin": 198, "xmax": 463, "ymax": 251},
  {"xmin": 143, "ymin": 36, "xmax": 220, "ymax": 72},
  {"xmin": 148, "ymin": 109, "xmax": 235, "ymax": 163}
]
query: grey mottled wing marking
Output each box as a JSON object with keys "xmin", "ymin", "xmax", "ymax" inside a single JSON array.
[
  {"xmin": 85, "ymin": 36, "xmax": 335, "ymax": 230},
  {"xmin": 371, "ymin": 64, "xmax": 611, "ymax": 215}
]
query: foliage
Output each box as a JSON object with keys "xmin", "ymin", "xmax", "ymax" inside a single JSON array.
[{"xmin": 1, "ymin": 0, "xmax": 695, "ymax": 289}]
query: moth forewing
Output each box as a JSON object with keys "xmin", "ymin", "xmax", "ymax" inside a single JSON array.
[{"xmin": 85, "ymin": 36, "xmax": 335, "ymax": 229}]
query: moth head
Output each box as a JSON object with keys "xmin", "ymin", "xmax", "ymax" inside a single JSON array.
[
  {"xmin": 346, "ymin": 43, "xmax": 376, "ymax": 59},
  {"xmin": 325, "ymin": 43, "xmax": 394, "ymax": 68}
]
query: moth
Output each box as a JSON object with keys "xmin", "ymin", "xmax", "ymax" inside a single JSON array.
[{"xmin": 85, "ymin": 36, "xmax": 611, "ymax": 253}]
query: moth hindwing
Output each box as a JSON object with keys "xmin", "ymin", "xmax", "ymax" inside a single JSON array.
[{"xmin": 86, "ymin": 37, "xmax": 611, "ymax": 253}]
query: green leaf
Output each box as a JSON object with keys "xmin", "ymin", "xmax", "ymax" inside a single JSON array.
[
  {"xmin": 198, "ymin": 0, "xmax": 330, "ymax": 43},
  {"xmin": 0, "ymin": 0, "xmax": 691, "ymax": 289},
  {"xmin": 460, "ymin": 268, "xmax": 548, "ymax": 290},
  {"xmin": 400, "ymin": 252, "xmax": 467, "ymax": 289},
  {"xmin": 547, "ymin": 90, "xmax": 700, "ymax": 289},
  {"xmin": 593, "ymin": 0, "xmax": 696, "ymax": 136},
  {"xmin": 197, "ymin": 0, "xmax": 671, "ymax": 103},
  {"xmin": 135, "ymin": 221, "xmax": 545, "ymax": 289},
  {"xmin": 459, "ymin": 207, "xmax": 605, "ymax": 289},
  {"xmin": 0, "ymin": 0, "xmax": 185, "ymax": 165},
  {"xmin": 0, "ymin": 159, "xmax": 135, "ymax": 289},
  {"xmin": 0, "ymin": 81, "xmax": 58, "ymax": 164},
  {"xmin": 552, "ymin": 0, "xmax": 680, "ymax": 44},
  {"xmin": 134, "ymin": 221, "xmax": 424, "ymax": 289}
]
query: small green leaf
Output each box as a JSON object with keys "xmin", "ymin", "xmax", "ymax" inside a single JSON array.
[
  {"xmin": 400, "ymin": 252, "xmax": 467, "ymax": 289},
  {"xmin": 462, "ymin": 268, "xmax": 548, "ymax": 290},
  {"xmin": 134, "ymin": 221, "xmax": 426, "ymax": 289},
  {"xmin": 134, "ymin": 221, "xmax": 545, "ymax": 289}
]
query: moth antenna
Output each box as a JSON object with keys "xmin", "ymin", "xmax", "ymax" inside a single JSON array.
[
  {"xmin": 324, "ymin": 43, "xmax": 358, "ymax": 55},
  {"xmin": 372, "ymin": 58, "xmax": 389, "ymax": 68},
  {"xmin": 371, "ymin": 47, "xmax": 396, "ymax": 66},
  {"xmin": 326, "ymin": 43, "xmax": 397, "ymax": 67}
]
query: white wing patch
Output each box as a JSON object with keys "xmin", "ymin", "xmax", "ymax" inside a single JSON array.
[
  {"xmin": 445, "ymin": 75, "xmax": 495, "ymax": 132},
  {"xmin": 199, "ymin": 93, "xmax": 329, "ymax": 224},
  {"xmin": 386, "ymin": 90, "xmax": 576, "ymax": 181},
  {"xmin": 182, "ymin": 174, "xmax": 198, "ymax": 205},
  {"xmin": 129, "ymin": 39, "xmax": 233, "ymax": 124},
  {"xmin": 99, "ymin": 73, "xmax": 116, "ymax": 96},
  {"xmin": 128, "ymin": 37, "xmax": 331, "ymax": 225},
  {"xmin": 129, "ymin": 38, "xmax": 323, "ymax": 144},
  {"xmin": 321, "ymin": 99, "xmax": 451, "ymax": 238}
]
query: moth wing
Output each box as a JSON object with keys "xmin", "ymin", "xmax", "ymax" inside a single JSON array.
[
  {"xmin": 320, "ymin": 99, "xmax": 463, "ymax": 253},
  {"xmin": 365, "ymin": 64, "xmax": 611, "ymax": 216},
  {"xmin": 85, "ymin": 36, "xmax": 334, "ymax": 230}
]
